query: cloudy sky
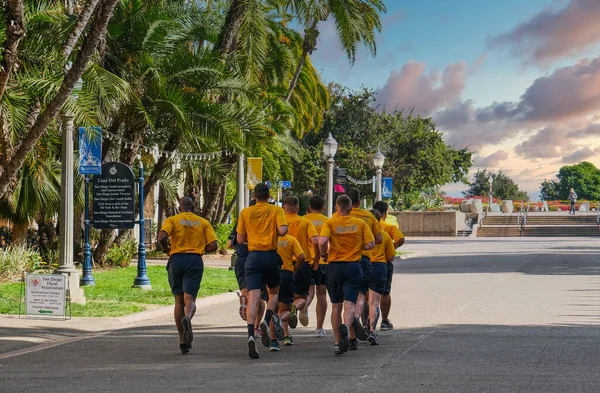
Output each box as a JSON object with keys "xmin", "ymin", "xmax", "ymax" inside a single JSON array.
[{"xmin": 309, "ymin": 0, "xmax": 600, "ymax": 199}]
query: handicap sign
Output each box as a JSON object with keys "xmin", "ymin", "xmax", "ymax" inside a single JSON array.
[
  {"xmin": 79, "ymin": 127, "xmax": 102, "ymax": 175},
  {"xmin": 382, "ymin": 177, "xmax": 393, "ymax": 198},
  {"xmin": 281, "ymin": 181, "xmax": 291, "ymax": 189},
  {"xmin": 265, "ymin": 180, "xmax": 291, "ymax": 189}
]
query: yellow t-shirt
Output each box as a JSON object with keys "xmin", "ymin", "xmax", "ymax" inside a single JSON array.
[
  {"xmin": 237, "ymin": 202, "xmax": 287, "ymax": 251},
  {"xmin": 277, "ymin": 235, "xmax": 304, "ymax": 272},
  {"xmin": 381, "ymin": 220, "xmax": 404, "ymax": 244},
  {"xmin": 370, "ymin": 231, "xmax": 396, "ymax": 263},
  {"xmin": 333, "ymin": 208, "xmax": 381, "ymax": 257},
  {"xmin": 321, "ymin": 215, "xmax": 375, "ymax": 262},
  {"xmin": 303, "ymin": 212, "xmax": 328, "ymax": 235},
  {"xmin": 160, "ymin": 212, "xmax": 217, "ymax": 255},
  {"xmin": 286, "ymin": 213, "xmax": 318, "ymax": 264}
]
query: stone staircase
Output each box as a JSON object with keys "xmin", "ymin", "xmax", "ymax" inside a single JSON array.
[{"xmin": 478, "ymin": 213, "xmax": 600, "ymax": 237}]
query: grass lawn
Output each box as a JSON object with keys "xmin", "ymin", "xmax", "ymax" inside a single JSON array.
[
  {"xmin": 0, "ymin": 266, "xmax": 237, "ymax": 317},
  {"xmin": 396, "ymin": 251, "xmax": 411, "ymax": 256}
]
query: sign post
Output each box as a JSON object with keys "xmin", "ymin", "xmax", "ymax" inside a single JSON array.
[{"xmin": 78, "ymin": 127, "xmax": 102, "ymax": 286}]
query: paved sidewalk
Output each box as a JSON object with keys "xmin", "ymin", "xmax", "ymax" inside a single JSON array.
[{"xmin": 3, "ymin": 238, "xmax": 600, "ymax": 392}]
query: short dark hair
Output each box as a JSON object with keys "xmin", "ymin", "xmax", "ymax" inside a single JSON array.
[
  {"xmin": 345, "ymin": 187, "xmax": 360, "ymax": 206},
  {"xmin": 373, "ymin": 201, "xmax": 388, "ymax": 215},
  {"xmin": 254, "ymin": 184, "xmax": 269, "ymax": 201},
  {"xmin": 309, "ymin": 195, "xmax": 324, "ymax": 211},
  {"xmin": 283, "ymin": 195, "xmax": 299, "ymax": 207},
  {"xmin": 370, "ymin": 209, "xmax": 381, "ymax": 221},
  {"xmin": 180, "ymin": 196, "xmax": 194, "ymax": 212},
  {"xmin": 336, "ymin": 195, "xmax": 352, "ymax": 212}
]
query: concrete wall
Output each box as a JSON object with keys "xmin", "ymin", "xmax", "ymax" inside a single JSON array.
[{"xmin": 389, "ymin": 211, "xmax": 466, "ymax": 237}]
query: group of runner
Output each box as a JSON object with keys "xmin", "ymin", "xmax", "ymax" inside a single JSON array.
[{"xmin": 159, "ymin": 183, "xmax": 404, "ymax": 359}]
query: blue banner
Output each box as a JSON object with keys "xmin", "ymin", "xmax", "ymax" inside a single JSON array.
[
  {"xmin": 382, "ymin": 177, "xmax": 393, "ymax": 198},
  {"xmin": 79, "ymin": 127, "xmax": 102, "ymax": 175}
]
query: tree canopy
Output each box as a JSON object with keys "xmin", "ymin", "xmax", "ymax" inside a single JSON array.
[
  {"xmin": 543, "ymin": 161, "xmax": 600, "ymax": 201},
  {"xmin": 464, "ymin": 169, "xmax": 529, "ymax": 201}
]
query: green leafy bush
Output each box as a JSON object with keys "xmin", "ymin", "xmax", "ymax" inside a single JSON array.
[
  {"xmin": 105, "ymin": 237, "xmax": 138, "ymax": 268},
  {"xmin": 0, "ymin": 245, "xmax": 42, "ymax": 278},
  {"xmin": 0, "ymin": 227, "xmax": 12, "ymax": 249},
  {"xmin": 214, "ymin": 224, "xmax": 233, "ymax": 251}
]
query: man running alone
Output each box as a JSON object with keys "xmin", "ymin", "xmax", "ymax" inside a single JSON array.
[
  {"xmin": 158, "ymin": 197, "xmax": 218, "ymax": 355},
  {"xmin": 320, "ymin": 195, "xmax": 375, "ymax": 355},
  {"xmin": 237, "ymin": 184, "xmax": 288, "ymax": 359}
]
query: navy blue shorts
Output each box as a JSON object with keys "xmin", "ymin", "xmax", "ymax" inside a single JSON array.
[
  {"xmin": 167, "ymin": 253, "xmax": 204, "ymax": 297},
  {"xmin": 294, "ymin": 262, "xmax": 312, "ymax": 297},
  {"xmin": 359, "ymin": 256, "xmax": 372, "ymax": 295},
  {"xmin": 384, "ymin": 261, "xmax": 394, "ymax": 295},
  {"xmin": 326, "ymin": 262, "xmax": 362, "ymax": 304},
  {"xmin": 313, "ymin": 264, "xmax": 328, "ymax": 286},
  {"xmin": 234, "ymin": 255, "xmax": 247, "ymax": 290},
  {"xmin": 245, "ymin": 250, "xmax": 282, "ymax": 290},
  {"xmin": 369, "ymin": 262, "xmax": 388, "ymax": 295},
  {"xmin": 279, "ymin": 270, "xmax": 295, "ymax": 304}
]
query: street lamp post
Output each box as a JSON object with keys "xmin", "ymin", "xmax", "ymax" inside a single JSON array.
[
  {"xmin": 488, "ymin": 175, "xmax": 493, "ymax": 208},
  {"xmin": 373, "ymin": 148, "xmax": 385, "ymax": 201},
  {"xmin": 323, "ymin": 133, "xmax": 338, "ymax": 217}
]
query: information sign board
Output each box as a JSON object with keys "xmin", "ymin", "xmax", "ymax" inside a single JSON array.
[
  {"xmin": 26, "ymin": 274, "xmax": 66, "ymax": 317},
  {"xmin": 92, "ymin": 162, "xmax": 136, "ymax": 229}
]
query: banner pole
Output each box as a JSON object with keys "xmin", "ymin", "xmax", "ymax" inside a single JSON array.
[
  {"xmin": 80, "ymin": 175, "xmax": 95, "ymax": 286},
  {"xmin": 133, "ymin": 159, "xmax": 151, "ymax": 289}
]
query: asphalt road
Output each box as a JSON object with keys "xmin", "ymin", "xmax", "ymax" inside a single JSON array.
[{"xmin": 3, "ymin": 238, "xmax": 600, "ymax": 392}]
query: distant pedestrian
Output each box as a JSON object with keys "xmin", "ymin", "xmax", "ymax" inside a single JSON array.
[
  {"xmin": 158, "ymin": 197, "xmax": 218, "ymax": 355},
  {"xmin": 568, "ymin": 188, "xmax": 577, "ymax": 215}
]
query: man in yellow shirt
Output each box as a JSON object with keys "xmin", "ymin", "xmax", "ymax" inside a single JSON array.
[
  {"xmin": 367, "ymin": 209, "xmax": 396, "ymax": 345},
  {"xmin": 270, "ymin": 234, "xmax": 305, "ymax": 352},
  {"xmin": 319, "ymin": 195, "xmax": 375, "ymax": 356},
  {"xmin": 341, "ymin": 188, "xmax": 382, "ymax": 342},
  {"xmin": 303, "ymin": 195, "xmax": 329, "ymax": 337},
  {"xmin": 158, "ymin": 197, "xmax": 218, "ymax": 355},
  {"xmin": 237, "ymin": 184, "xmax": 288, "ymax": 359},
  {"xmin": 283, "ymin": 196, "xmax": 319, "ymax": 346},
  {"xmin": 373, "ymin": 201, "xmax": 405, "ymax": 331}
]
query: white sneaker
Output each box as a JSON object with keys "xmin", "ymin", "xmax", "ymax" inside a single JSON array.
[{"xmin": 315, "ymin": 328, "xmax": 326, "ymax": 337}]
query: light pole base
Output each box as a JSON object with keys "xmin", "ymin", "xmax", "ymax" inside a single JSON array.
[
  {"xmin": 56, "ymin": 267, "xmax": 86, "ymax": 304},
  {"xmin": 80, "ymin": 275, "xmax": 96, "ymax": 287},
  {"xmin": 132, "ymin": 284, "xmax": 152, "ymax": 290}
]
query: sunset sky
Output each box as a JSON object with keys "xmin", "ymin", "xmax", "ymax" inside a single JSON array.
[{"xmin": 309, "ymin": 0, "xmax": 600, "ymax": 199}]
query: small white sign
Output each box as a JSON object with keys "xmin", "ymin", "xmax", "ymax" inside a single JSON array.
[{"xmin": 26, "ymin": 274, "xmax": 67, "ymax": 317}]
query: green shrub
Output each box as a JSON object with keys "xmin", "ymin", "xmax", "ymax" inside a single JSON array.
[
  {"xmin": 105, "ymin": 237, "xmax": 138, "ymax": 268},
  {"xmin": 0, "ymin": 245, "xmax": 42, "ymax": 278},
  {"xmin": 214, "ymin": 223, "xmax": 233, "ymax": 251},
  {"xmin": 0, "ymin": 226, "xmax": 12, "ymax": 249}
]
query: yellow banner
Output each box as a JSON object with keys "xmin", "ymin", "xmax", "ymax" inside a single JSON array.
[{"xmin": 246, "ymin": 157, "xmax": 263, "ymax": 190}]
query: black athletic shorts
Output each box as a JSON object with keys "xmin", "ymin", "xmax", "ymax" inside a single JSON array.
[
  {"xmin": 369, "ymin": 262, "xmax": 387, "ymax": 295},
  {"xmin": 359, "ymin": 256, "xmax": 372, "ymax": 295},
  {"xmin": 279, "ymin": 270, "xmax": 295, "ymax": 304},
  {"xmin": 383, "ymin": 261, "xmax": 394, "ymax": 295},
  {"xmin": 327, "ymin": 262, "xmax": 362, "ymax": 304},
  {"xmin": 245, "ymin": 250, "xmax": 282, "ymax": 290},
  {"xmin": 294, "ymin": 262, "xmax": 312, "ymax": 297},
  {"xmin": 235, "ymin": 255, "xmax": 247, "ymax": 290},
  {"xmin": 167, "ymin": 253, "xmax": 204, "ymax": 297},
  {"xmin": 313, "ymin": 264, "xmax": 328, "ymax": 286}
]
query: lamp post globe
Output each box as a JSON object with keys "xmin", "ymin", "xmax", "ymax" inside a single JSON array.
[
  {"xmin": 324, "ymin": 133, "xmax": 338, "ymax": 217},
  {"xmin": 374, "ymin": 148, "xmax": 385, "ymax": 201}
]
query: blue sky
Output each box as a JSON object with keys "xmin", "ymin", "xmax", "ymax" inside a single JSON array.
[{"xmin": 309, "ymin": 0, "xmax": 600, "ymax": 199}]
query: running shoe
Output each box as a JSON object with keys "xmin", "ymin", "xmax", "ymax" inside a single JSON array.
[
  {"xmin": 272, "ymin": 315, "xmax": 285, "ymax": 341},
  {"xmin": 180, "ymin": 343, "xmax": 191, "ymax": 355},
  {"xmin": 380, "ymin": 320, "xmax": 394, "ymax": 331},
  {"xmin": 254, "ymin": 328, "xmax": 262, "ymax": 338},
  {"xmin": 352, "ymin": 317, "xmax": 369, "ymax": 341},
  {"xmin": 270, "ymin": 340, "xmax": 281, "ymax": 352},
  {"xmin": 349, "ymin": 338, "xmax": 359, "ymax": 351},
  {"xmin": 289, "ymin": 304, "xmax": 298, "ymax": 329},
  {"xmin": 334, "ymin": 344, "xmax": 343, "ymax": 356},
  {"xmin": 237, "ymin": 292, "xmax": 247, "ymax": 321},
  {"xmin": 248, "ymin": 336, "xmax": 259, "ymax": 359},
  {"xmin": 315, "ymin": 328, "xmax": 326, "ymax": 338},
  {"xmin": 338, "ymin": 324, "xmax": 350, "ymax": 353},
  {"xmin": 259, "ymin": 320, "xmax": 271, "ymax": 347},
  {"xmin": 181, "ymin": 316, "xmax": 193, "ymax": 347},
  {"xmin": 283, "ymin": 336, "xmax": 294, "ymax": 346},
  {"xmin": 367, "ymin": 331, "xmax": 379, "ymax": 345},
  {"xmin": 299, "ymin": 309, "xmax": 309, "ymax": 326}
]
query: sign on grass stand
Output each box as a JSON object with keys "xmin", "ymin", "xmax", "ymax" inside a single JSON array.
[{"xmin": 22, "ymin": 273, "xmax": 69, "ymax": 319}]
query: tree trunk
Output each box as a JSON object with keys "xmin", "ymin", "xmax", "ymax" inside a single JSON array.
[
  {"xmin": 93, "ymin": 227, "xmax": 114, "ymax": 266},
  {"xmin": 202, "ymin": 181, "xmax": 223, "ymax": 223},
  {"xmin": 142, "ymin": 132, "xmax": 180, "ymax": 202},
  {"xmin": 285, "ymin": 20, "xmax": 318, "ymax": 102},
  {"xmin": 285, "ymin": 48, "xmax": 308, "ymax": 102},
  {"xmin": 214, "ymin": 0, "xmax": 249, "ymax": 57},
  {"xmin": 220, "ymin": 188, "xmax": 237, "ymax": 224},
  {"xmin": 11, "ymin": 220, "xmax": 28, "ymax": 244},
  {"xmin": 62, "ymin": 0, "xmax": 101, "ymax": 59},
  {"xmin": 0, "ymin": 0, "xmax": 25, "ymax": 103},
  {"xmin": 216, "ymin": 182, "xmax": 227, "ymax": 222},
  {"xmin": 0, "ymin": 0, "xmax": 120, "ymax": 200}
]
